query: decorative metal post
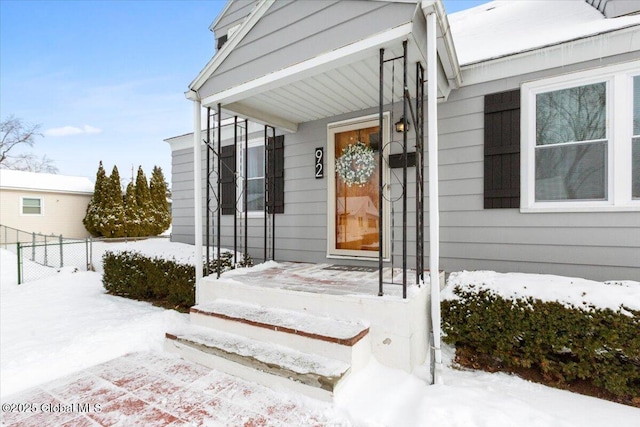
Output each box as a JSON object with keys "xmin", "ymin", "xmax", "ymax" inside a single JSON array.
[
  {"xmin": 378, "ymin": 47, "xmax": 384, "ymax": 297},
  {"xmin": 402, "ymin": 39, "xmax": 408, "ymax": 299},
  {"xmin": 217, "ymin": 103, "xmax": 222, "ymax": 278}
]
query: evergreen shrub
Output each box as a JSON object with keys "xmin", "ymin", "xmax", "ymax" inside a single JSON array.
[
  {"xmin": 83, "ymin": 163, "xmax": 171, "ymax": 238},
  {"xmin": 102, "ymin": 250, "xmax": 253, "ymax": 311},
  {"xmin": 442, "ymin": 285, "xmax": 640, "ymax": 398}
]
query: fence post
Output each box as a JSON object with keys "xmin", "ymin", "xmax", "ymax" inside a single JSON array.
[
  {"xmin": 44, "ymin": 235, "xmax": 48, "ymax": 265},
  {"xmin": 17, "ymin": 242, "xmax": 22, "ymax": 285},
  {"xmin": 85, "ymin": 237, "xmax": 89, "ymax": 271},
  {"xmin": 31, "ymin": 232, "xmax": 36, "ymax": 261},
  {"xmin": 59, "ymin": 235, "xmax": 64, "ymax": 268}
]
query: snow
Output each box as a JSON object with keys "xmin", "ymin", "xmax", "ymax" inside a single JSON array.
[
  {"xmin": 443, "ymin": 270, "xmax": 640, "ymax": 313},
  {"xmin": 170, "ymin": 325, "xmax": 349, "ymax": 377},
  {"xmin": 0, "ymin": 249, "xmax": 188, "ymax": 399},
  {"xmin": 195, "ymin": 299, "xmax": 369, "ymax": 340},
  {"xmin": 90, "ymin": 237, "xmax": 230, "ymax": 272},
  {"xmin": 449, "ymin": 1, "xmax": 640, "ymax": 66},
  {"xmin": 1, "ymin": 243, "xmax": 639, "ymax": 425},
  {"xmin": 0, "ymin": 169, "xmax": 94, "ymax": 194},
  {"xmin": 336, "ymin": 347, "xmax": 640, "ymax": 427}
]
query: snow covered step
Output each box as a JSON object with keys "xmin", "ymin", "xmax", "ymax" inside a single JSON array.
[
  {"xmin": 165, "ymin": 325, "xmax": 350, "ymax": 401},
  {"xmin": 190, "ymin": 299, "xmax": 370, "ymax": 368}
]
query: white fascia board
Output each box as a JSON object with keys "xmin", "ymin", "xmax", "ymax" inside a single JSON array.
[
  {"xmin": 190, "ymin": 0, "xmax": 275, "ymax": 94},
  {"xmin": 209, "ymin": 0, "xmax": 234, "ymax": 32},
  {"xmin": 460, "ymin": 24, "xmax": 640, "ymax": 87},
  {"xmin": 1, "ymin": 186, "xmax": 93, "ymax": 196},
  {"xmin": 201, "ymin": 22, "xmax": 414, "ymax": 108}
]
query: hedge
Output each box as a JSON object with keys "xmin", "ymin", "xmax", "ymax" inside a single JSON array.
[
  {"xmin": 442, "ymin": 286, "xmax": 640, "ymax": 398},
  {"xmin": 102, "ymin": 250, "xmax": 252, "ymax": 311}
]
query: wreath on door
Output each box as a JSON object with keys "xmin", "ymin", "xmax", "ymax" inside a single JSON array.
[{"xmin": 335, "ymin": 142, "xmax": 376, "ymax": 187}]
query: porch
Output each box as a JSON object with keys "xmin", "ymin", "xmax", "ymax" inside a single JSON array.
[
  {"xmin": 167, "ymin": 262, "xmax": 443, "ymax": 400},
  {"xmin": 175, "ymin": 0, "xmax": 459, "ymax": 396}
]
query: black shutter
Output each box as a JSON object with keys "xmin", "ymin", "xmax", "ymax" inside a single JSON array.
[
  {"xmin": 220, "ymin": 144, "xmax": 236, "ymax": 215},
  {"xmin": 484, "ymin": 89, "xmax": 520, "ymax": 209},
  {"xmin": 267, "ymin": 135, "xmax": 284, "ymax": 214}
]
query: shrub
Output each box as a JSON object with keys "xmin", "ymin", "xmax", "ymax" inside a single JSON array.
[
  {"xmin": 442, "ymin": 286, "xmax": 640, "ymax": 399},
  {"xmin": 102, "ymin": 250, "xmax": 252, "ymax": 311}
]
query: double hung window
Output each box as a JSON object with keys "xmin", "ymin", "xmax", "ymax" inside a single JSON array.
[
  {"xmin": 522, "ymin": 61, "xmax": 640, "ymax": 211},
  {"xmin": 238, "ymin": 140, "xmax": 265, "ymax": 214},
  {"xmin": 21, "ymin": 197, "xmax": 42, "ymax": 215}
]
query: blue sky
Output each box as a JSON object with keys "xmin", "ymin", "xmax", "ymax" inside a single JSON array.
[{"xmin": 0, "ymin": 0, "xmax": 489, "ymax": 184}]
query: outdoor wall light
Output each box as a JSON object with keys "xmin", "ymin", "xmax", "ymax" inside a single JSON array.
[{"xmin": 395, "ymin": 117, "xmax": 409, "ymax": 133}]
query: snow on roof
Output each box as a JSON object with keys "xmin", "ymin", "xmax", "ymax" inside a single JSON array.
[
  {"xmin": 448, "ymin": 0, "xmax": 640, "ymax": 66},
  {"xmin": 0, "ymin": 169, "xmax": 94, "ymax": 194}
]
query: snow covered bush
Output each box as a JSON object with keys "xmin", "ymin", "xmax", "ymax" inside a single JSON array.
[
  {"xmin": 441, "ymin": 271, "xmax": 640, "ymax": 400},
  {"xmin": 102, "ymin": 250, "xmax": 252, "ymax": 311}
]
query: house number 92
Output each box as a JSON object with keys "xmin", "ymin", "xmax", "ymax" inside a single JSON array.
[{"xmin": 315, "ymin": 147, "xmax": 324, "ymax": 179}]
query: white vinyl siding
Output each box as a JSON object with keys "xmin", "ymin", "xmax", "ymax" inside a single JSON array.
[{"xmin": 522, "ymin": 60, "xmax": 640, "ymax": 212}]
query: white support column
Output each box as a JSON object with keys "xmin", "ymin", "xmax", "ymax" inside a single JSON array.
[
  {"xmin": 192, "ymin": 98, "xmax": 203, "ymax": 304},
  {"xmin": 426, "ymin": 11, "xmax": 442, "ymax": 382}
]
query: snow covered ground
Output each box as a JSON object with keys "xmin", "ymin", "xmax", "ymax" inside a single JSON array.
[{"xmin": 1, "ymin": 240, "xmax": 638, "ymax": 426}]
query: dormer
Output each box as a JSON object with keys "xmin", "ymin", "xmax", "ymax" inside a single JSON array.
[{"xmin": 210, "ymin": 0, "xmax": 259, "ymax": 51}]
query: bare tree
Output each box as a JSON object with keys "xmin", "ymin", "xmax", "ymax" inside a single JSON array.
[
  {"xmin": 0, "ymin": 115, "xmax": 57, "ymax": 173},
  {"xmin": 4, "ymin": 153, "xmax": 59, "ymax": 173}
]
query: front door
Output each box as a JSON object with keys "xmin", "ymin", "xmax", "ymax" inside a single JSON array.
[{"xmin": 327, "ymin": 114, "xmax": 389, "ymax": 259}]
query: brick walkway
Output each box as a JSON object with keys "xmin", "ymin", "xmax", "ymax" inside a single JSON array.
[{"xmin": 1, "ymin": 352, "xmax": 350, "ymax": 427}]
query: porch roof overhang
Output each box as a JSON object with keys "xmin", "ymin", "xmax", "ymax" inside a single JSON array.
[{"xmin": 188, "ymin": 0, "xmax": 460, "ymax": 133}]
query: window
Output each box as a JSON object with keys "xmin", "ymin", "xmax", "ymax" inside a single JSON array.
[
  {"xmin": 22, "ymin": 197, "xmax": 42, "ymax": 215},
  {"xmin": 522, "ymin": 61, "xmax": 640, "ymax": 211},
  {"xmin": 238, "ymin": 140, "xmax": 265, "ymax": 213}
]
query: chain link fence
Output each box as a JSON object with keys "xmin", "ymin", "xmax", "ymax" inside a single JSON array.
[
  {"xmin": 1, "ymin": 225, "xmax": 98, "ymax": 284},
  {"xmin": 1, "ymin": 225, "xmax": 166, "ymax": 284}
]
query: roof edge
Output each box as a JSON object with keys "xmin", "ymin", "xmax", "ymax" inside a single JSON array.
[
  {"xmin": 189, "ymin": 0, "xmax": 275, "ymax": 97},
  {"xmin": 209, "ymin": 0, "xmax": 234, "ymax": 32},
  {"xmin": 460, "ymin": 23, "xmax": 640, "ymax": 86},
  {"xmin": 422, "ymin": 0, "xmax": 462, "ymax": 88}
]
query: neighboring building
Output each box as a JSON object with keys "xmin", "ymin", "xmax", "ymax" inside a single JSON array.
[
  {"xmin": 0, "ymin": 169, "xmax": 94, "ymax": 239},
  {"xmin": 168, "ymin": 0, "xmax": 640, "ymax": 282}
]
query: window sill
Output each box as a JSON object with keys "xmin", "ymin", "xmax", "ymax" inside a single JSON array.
[
  {"xmin": 236, "ymin": 211, "xmax": 265, "ymax": 219},
  {"xmin": 520, "ymin": 203, "xmax": 640, "ymax": 213}
]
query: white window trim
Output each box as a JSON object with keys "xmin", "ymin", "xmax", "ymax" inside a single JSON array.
[
  {"xmin": 20, "ymin": 196, "xmax": 44, "ymax": 216},
  {"xmin": 521, "ymin": 60, "xmax": 640, "ymax": 213},
  {"xmin": 237, "ymin": 137, "xmax": 265, "ymax": 218},
  {"xmin": 326, "ymin": 113, "xmax": 391, "ymax": 259}
]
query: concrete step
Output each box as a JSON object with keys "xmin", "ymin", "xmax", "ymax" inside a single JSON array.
[
  {"xmin": 165, "ymin": 325, "xmax": 350, "ymax": 401},
  {"xmin": 190, "ymin": 299, "xmax": 370, "ymax": 368}
]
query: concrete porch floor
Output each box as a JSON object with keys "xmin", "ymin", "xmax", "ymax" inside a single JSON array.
[
  {"xmin": 0, "ymin": 351, "xmax": 348, "ymax": 427},
  {"xmin": 218, "ymin": 262, "xmax": 427, "ymax": 298}
]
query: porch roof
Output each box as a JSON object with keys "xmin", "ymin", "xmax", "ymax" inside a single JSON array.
[{"xmin": 188, "ymin": 0, "xmax": 459, "ymax": 133}]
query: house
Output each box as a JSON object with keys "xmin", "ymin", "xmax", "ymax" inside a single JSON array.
[
  {"xmin": 0, "ymin": 169, "xmax": 94, "ymax": 239},
  {"xmin": 165, "ymin": 0, "xmax": 640, "ymax": 398},
  {"xmin": 169, "ymin": 0, "xmax": 640, "ymax": 282}
]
